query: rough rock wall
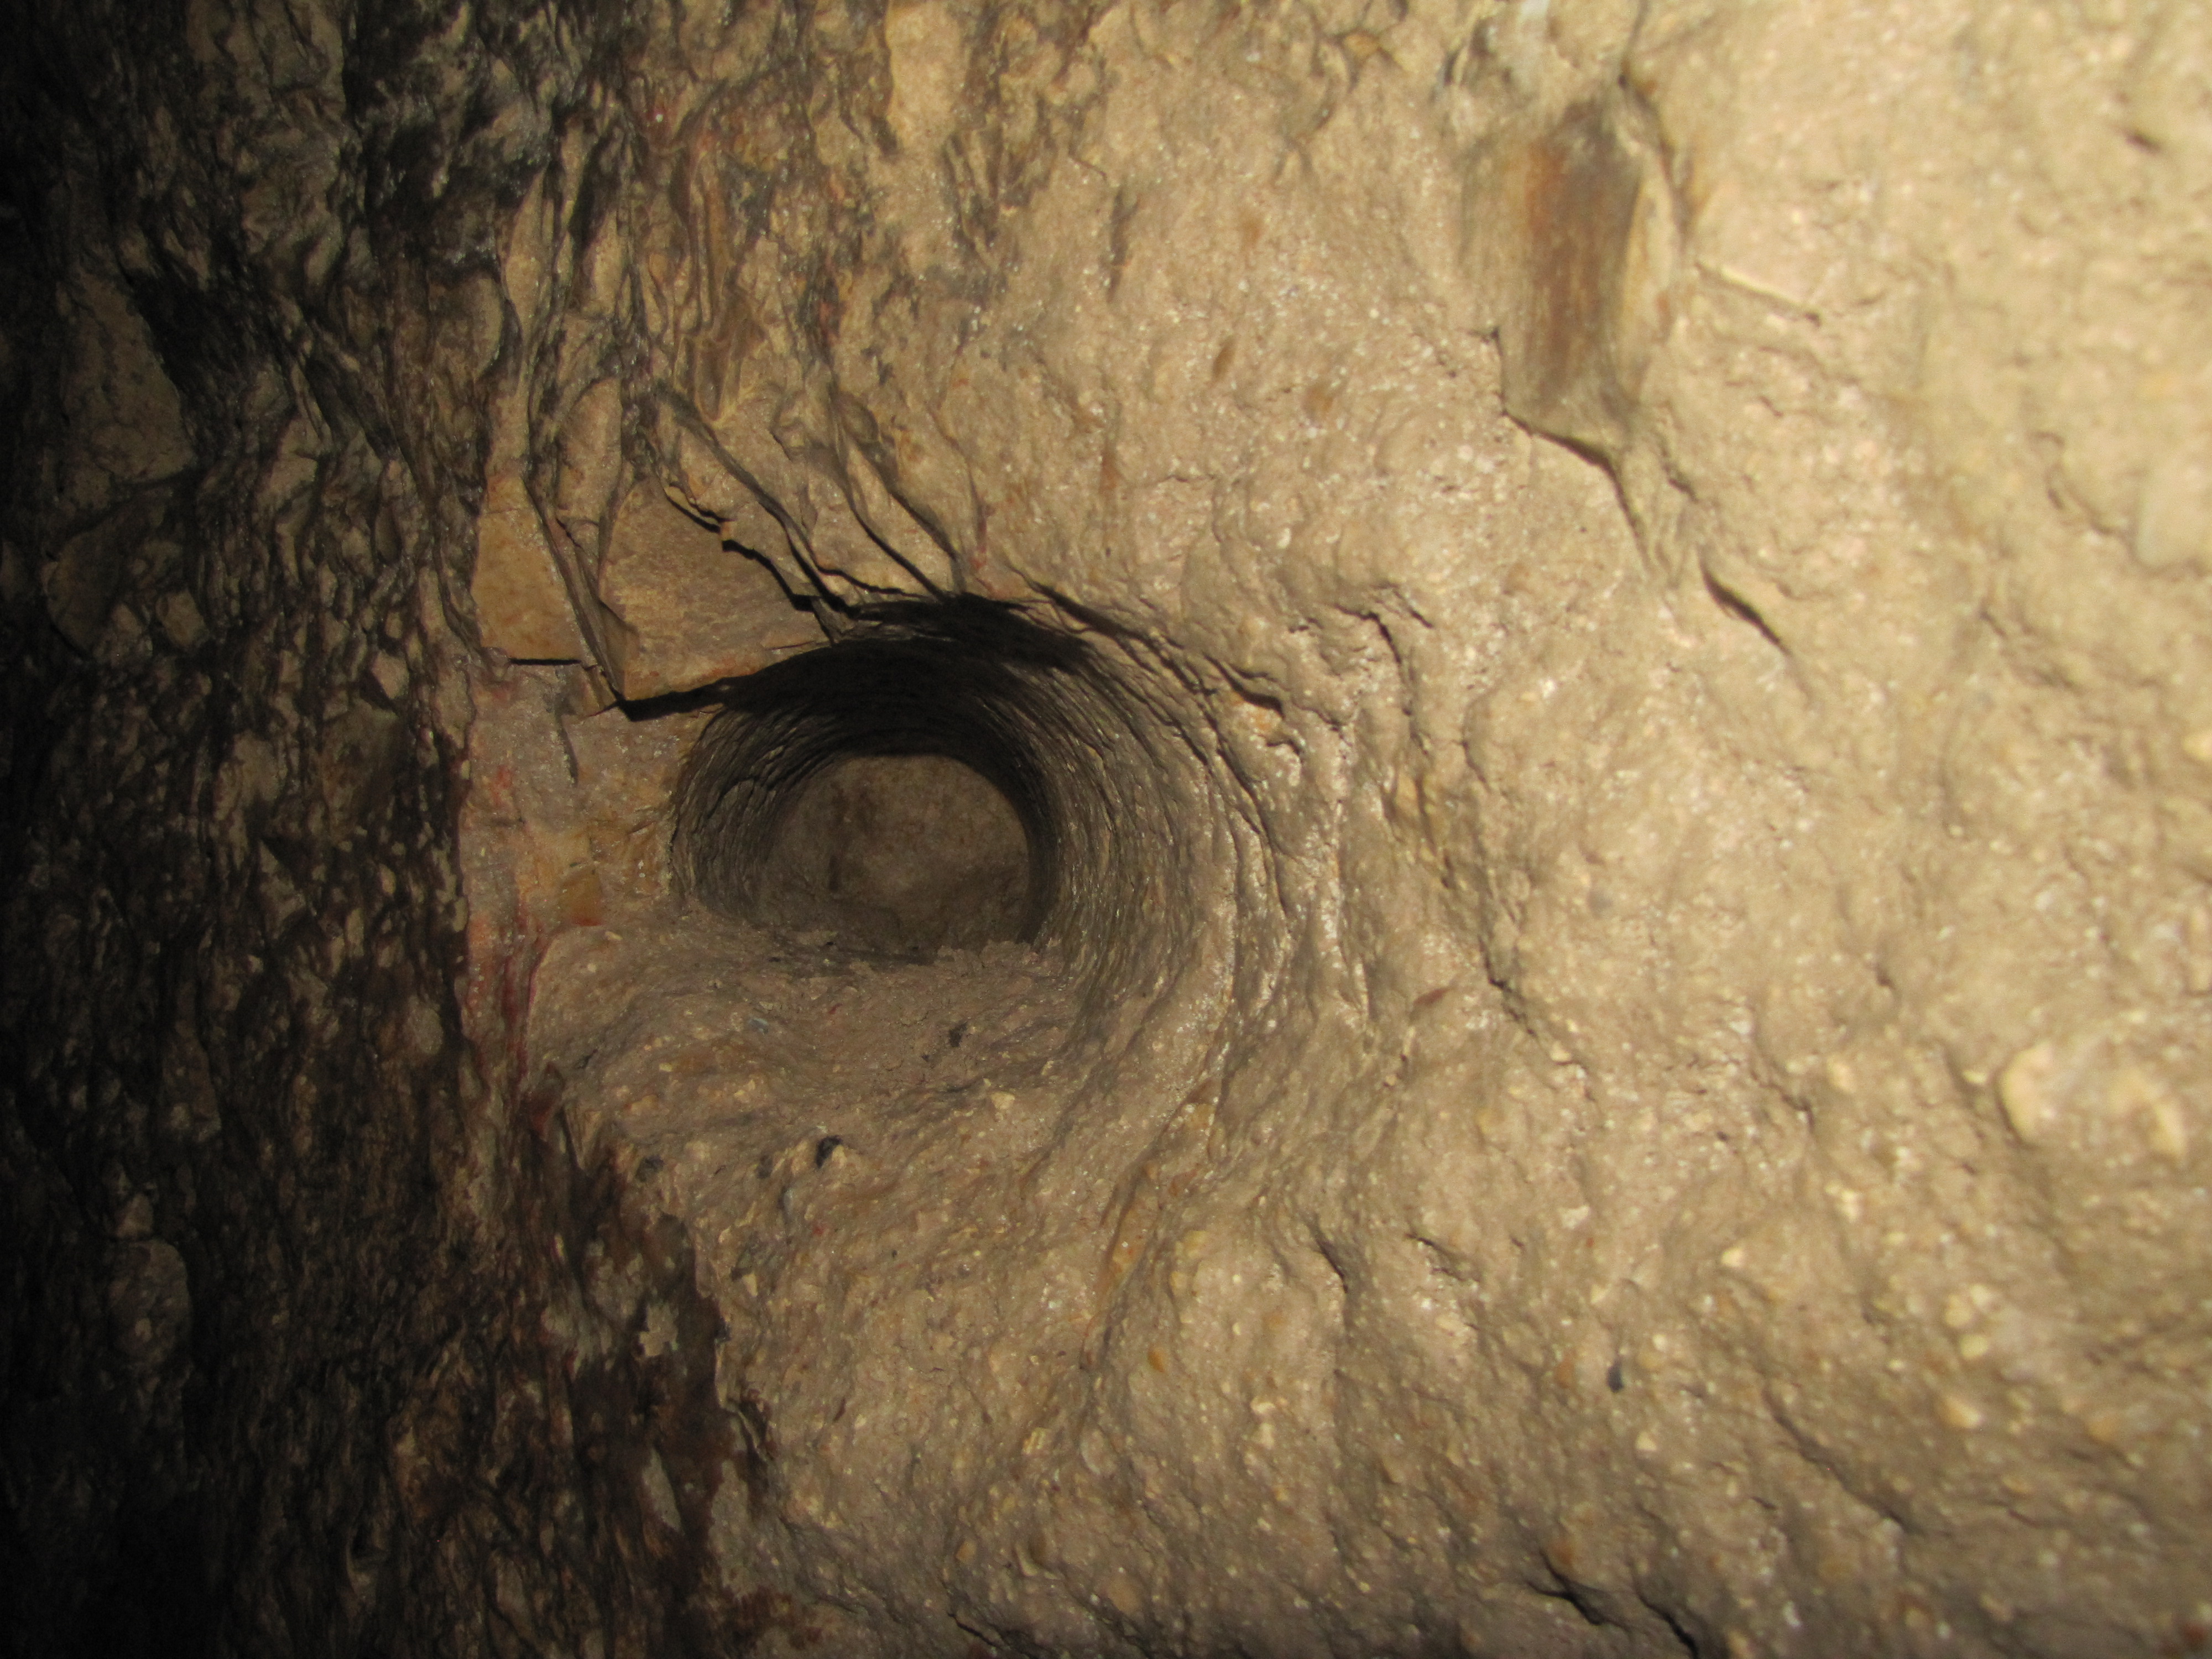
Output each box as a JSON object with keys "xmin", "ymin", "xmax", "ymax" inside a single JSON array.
[
  {"xmin": 7, "ymin": 0, "xmax": 2212, "ymax": 1655},
  {"xmin": 0, "ymin": 0, "xmax": 755, "ymax": 1651}
]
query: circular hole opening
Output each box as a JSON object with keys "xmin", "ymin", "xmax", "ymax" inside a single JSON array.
[
  {"xmin": 674, "ymin": 597, "xmax": 1218, "ymax": 1048},
  {"xmin": 674, "ymin": 600, "xmax": 1120, "ymax": 968}
]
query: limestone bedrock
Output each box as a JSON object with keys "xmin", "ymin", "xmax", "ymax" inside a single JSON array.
[{"xmin": 466, "ymin": 0, "xmax": 2212, "ymax": 1653}]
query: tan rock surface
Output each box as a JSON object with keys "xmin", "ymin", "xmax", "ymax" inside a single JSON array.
[
  {"xmin": 9, "ymin": 0, "xmax": 2212, "ymax": 1651},
  {"xmin": 473, "ymin": 466, "xmax": 592, "ymax": 662},
  {"xmin": 470, "ymin": 0, "xmax": 2212, "ymax": 1652},
  {"xmin": 595, "ymin": 483, "xmax": 822, "ymax": 700}
]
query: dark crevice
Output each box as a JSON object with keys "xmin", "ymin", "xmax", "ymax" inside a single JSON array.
[{"xmin": 1701, "ymin": 568, "xmax": 1788, "ymax": 653}]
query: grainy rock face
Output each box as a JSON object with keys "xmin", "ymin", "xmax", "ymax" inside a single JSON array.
[{"xmin": 7, "ymin": 0, "xmax": 2212, "ymax": 1655}]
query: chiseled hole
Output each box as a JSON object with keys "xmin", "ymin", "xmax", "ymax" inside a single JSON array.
[
  {"xmin": 674, "ymin": 599, "xmax": 1078, "ymax": 962},
  {"xmin": 673, "ymin": 596, "xmax": 1209, "ymax": 1043},
  {"xmin": 754, "ymin": 751, "xmax": 1032, "ymax": 956}
]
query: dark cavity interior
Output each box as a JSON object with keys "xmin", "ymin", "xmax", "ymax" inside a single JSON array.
[
  {"xmin": 674, "ymin": 600, "xmax": 1085, "ymax": 961},
  {"xmin": 755, "ymin": 752, "xmax": 1032, "ymax": 954}
]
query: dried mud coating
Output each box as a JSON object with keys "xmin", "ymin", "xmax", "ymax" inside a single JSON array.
[{"xmin": 6, "ymin": 0, "xmax": 2212, "ymax": 1655}]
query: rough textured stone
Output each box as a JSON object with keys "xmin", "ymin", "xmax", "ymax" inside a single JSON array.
[
  {"xmin": 7, "ymin": 0, "xmax": 2212, "ymax": 1655},
  {"xmin": 473, "ymin": 466, "xmax": 592, "ymax": 662},
  {"xmin": 595, "ymin": 483, "xmax": 821, "ymax": 698}
]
